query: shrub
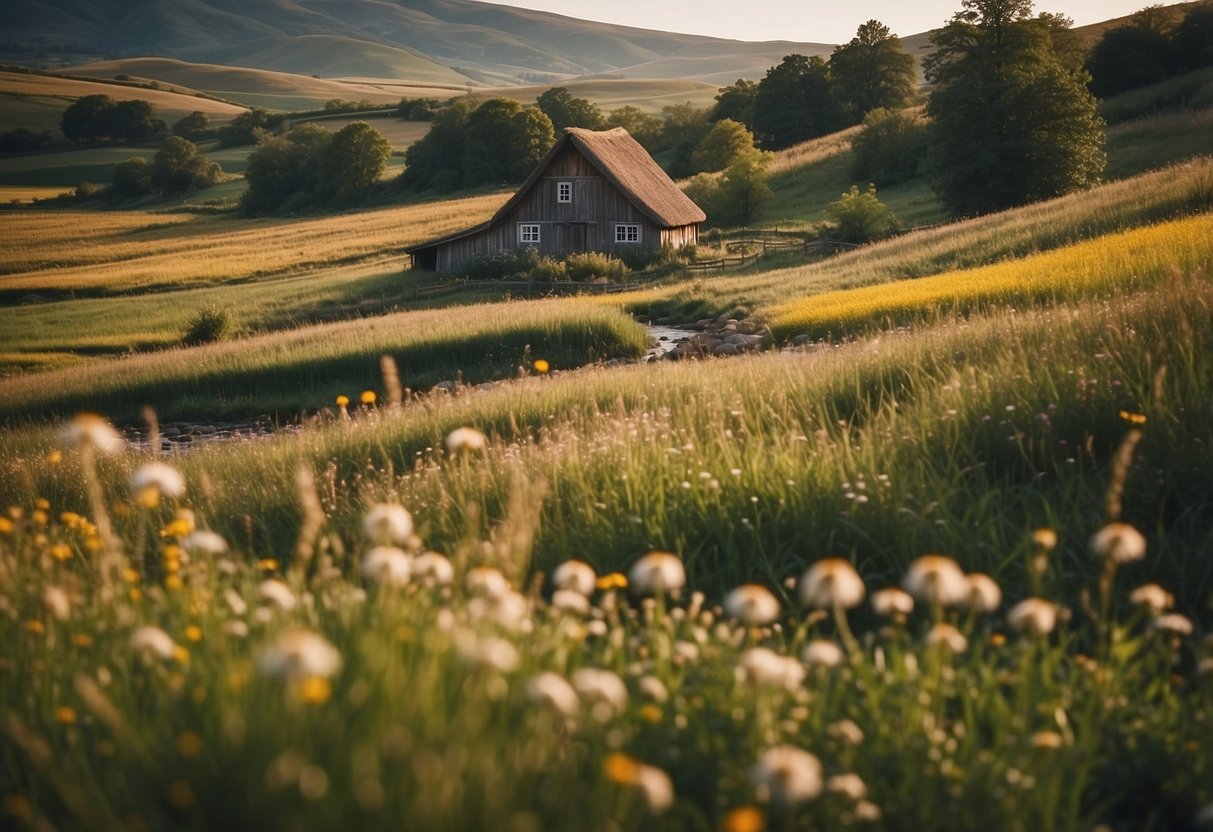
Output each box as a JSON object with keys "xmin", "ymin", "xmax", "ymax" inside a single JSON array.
[
  {"xmin": 850, "ymin": 107, "xmax": 927, "ymax": 186},
  {"xmin": 463, "ymin": 248, "xmax": 567, "ymax": 282},
  {"xmin": 826, "ymin": 183, "xmax": 899, "ymax": 243},
  {"xmin": 182, "ymin": 307, "xmax": 234, "ymax": 346},
  {"xmin": 564, "ymin": 252, "xmax": 629, "ymax": 282}
]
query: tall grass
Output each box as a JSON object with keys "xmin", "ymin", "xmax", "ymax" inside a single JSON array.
[
  {"xmin": 768, "ymin": 212, "xmax": 1213, "ymax": 340},
  {"xmin": 0, "ymin": 301, "xmax": 650, "ymax": 423}
]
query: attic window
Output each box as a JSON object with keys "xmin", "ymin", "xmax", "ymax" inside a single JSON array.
[
  {"xmin": 557, "ymin": 181, "xmax": 572, "ymax": 203},
  {"xmin": 519, "ymin": 224, "xmax": 541, "ymax": 244},
  {"xmin": 615, "ymin": 224, "xmax": 641, "ymax": 244}
]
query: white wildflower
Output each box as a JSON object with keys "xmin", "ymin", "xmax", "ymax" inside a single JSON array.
[
  {"xmin": 750, "ymin": 746, "xmax": 823, "ymax": 805},
  {"xmin": 130, "ymin": 626, "xmax": 176, "ymax": 661},
  {"xmin": 130, "ymin": 462, "xmax": 186, "ymax": 498},
  {"xmin": 799, "ymin": 558, "xmax": 865, "ymax": 609},
  {"xmin": 1089, "ymin": 522, "xmax": 1146, "ymax": 564},
  {"xmin": 723, "ymin": 584, "xmax": 781, "ymax": 625},
  {"xmin": 527, "ymin": 672, "xmax": 580, "ymax": 718},
  {"xmin": 628, "ymin": 552, "xmax": 686, "ymax": 595},
  {"xmin": 1007, "ymin": 598, "xmax": 1058, "ymax": 637},
  {"xmin": 60, "ymin": 414, "xmax": 124, "ymax": 454},
  {"xmin": 742, "ymin": 647, "xmax": 805, "ymax": 690},
  {"xmin": 181, "ymin": 530, "xmax": 228, "ymax": 556},
  {"xmin": 1129, "ymin": 583, "xmax": 1173, "ymax": 614},
  {"xmin": 257, "ymin": 629, "xmax": 342, "ymax": 679},
  {"xmin": 445, "ymin": 427, "xmax": 488, "ymax": 454},
  {"xmin": 552, "ymin": 560, "xmax": 597, "ymax": 596},
  {"xmin": 801, "ymin": 640, "xmax": 846, "ymax": 668},
  {"xmin": 412, "ymin": 552, "xmax": 454, "ymax": 587},
  {"xmin": 965, "ymin": 573, "xmax": 1002, "ymax": 612},
  {"xmin": 924, "ymin": 622, "xmax": 968, "ymax": 653},
  {"xmin": 257, "ymin": 579, "xmax": 297, "ymax": 611},
  {"xmin": 902, "ymin": 555, "xmax": 969, "ymax": 607},
  {"xmin": 362, "ymin": 503, "xmax": 413, "ymax": 544},
  {"xmin": 361, "ymin": 546, "xmax": 412, "ymax": 586},
  {"xmin": 871, "ymin": 587, "xmax": 914, "ymax": 617}
]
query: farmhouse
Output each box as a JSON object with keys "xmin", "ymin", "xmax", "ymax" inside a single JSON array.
[{"xmin": 406, "ymin": 127, "xmax": 706, "ymax": 273}]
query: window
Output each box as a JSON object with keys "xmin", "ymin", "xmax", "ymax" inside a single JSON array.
[
  {"xmin": 519, "ymin": 224, "xmax": 541, "ymax": 244},
  {"xmin": 615, "ymin": 224, "xmax": 641, "ymax": 243},
  {"xmin": 557, "ymin": 181, "xmax": 572, "ymax": 203}
]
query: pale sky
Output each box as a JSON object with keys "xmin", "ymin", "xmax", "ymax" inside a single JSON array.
[{"xmin": 482, "ymin": 1, "xmax": 1187, "ymax": 44}]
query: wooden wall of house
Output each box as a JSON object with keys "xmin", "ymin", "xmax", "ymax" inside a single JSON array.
[{"xmin": 428, "ymin": 145, "xmax": 700, "ymax": 272}]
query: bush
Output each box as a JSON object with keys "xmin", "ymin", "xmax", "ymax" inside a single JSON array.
[
  {"xmin": 110, "ymin": 157, "xmax": 152, "ymax": 198},
  {"xmin": 826, "ymin": 183, "xmax": 900, "ymax": 243},
  {"xmin": 564, "ymin": 252, "xmax": 629, "ymax": 282},
  {"xmin": 850, "ymin": 107, "xmax": 927, "ymax": 186},
  {"xmin": 182, "ymin": 307, "xmax": 233, "ymax": 346},
  {"xmin": 463, "ymin": 248, "xmax": 568, "ymax": 282}
]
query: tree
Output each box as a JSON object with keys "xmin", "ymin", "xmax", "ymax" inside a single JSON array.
[
  {"xmin": 716, "ymin": 148, "xmax": 775, "ymax": 227},
  {"xmin": 691, "ymin": 119, "xmax": 757, "ymax": 173},
  {"xmin": 316, "ymin": 121, "xmax": 392, "ymax": 206},
  {"xmin": 401, "ymin": 99, "xmax": 474, "ymax": 192},
  {"xmin": 106, "ymin": 99, "xmax": 163, "ymax": 144},
  {"xmin": 218, "ymin": 109, "xmax": 273, "ymax": 147},
  {"xmin": 60, "ymin": 94, "xmax": 114, "ymax": 144},
  {"xmin": 752, "ymin": 54, "xmax": 845, "ymax": 150},
  {"xmin": 0, "ymin": 128, "xmax": 52, "ymax": 154},
  {"xmin": 242, "ymin": 124, "xmax": 331, "ymax": 213},
  {"xmin": 536, "ymin": 87, "xmax": 605, "ymax": 132},
  {"xmin": 605, "ymin": 106, "xmax": 663, "ymax": 149},
  {"xmin": 110, "ymin": 157, "xmax": 152, "ymax": 198},
  {"xmin": 1176, "ymin": 3, "xmax": 1213, "ymax": 71},
  {"xmin": 658, "ymin": 102, "xmax": 711, "ymax": 178},
  {"xmin": 710, "ymin": 79, "xmax": 757, "ymax": 129},
  {"xmin": 150, "ymin": 136, "xmax": 221, "ymax": 193},
  {"xmin": 925, "ymin": 0, "xmax": 1105, "ymax": 216},
  {"xmin": 462, "ymin": 99, "xmax": 554, "ymax": 186},
  {"xmin": 397, "ymin": 97, "xmax": 442, "ymax": 121},
  {"xmin": 850, "ymin": 107, "xmax": 927, "ymax": 185},
  {"xmin": 1085, "ymin": 8, "xmax": 1175, "ymax": 98},
  {"xmin": 826, "ymin": 183, "xmax": 899, "ymax": 242},
  {"xmin": 829, "ymin": 20, "xmax": 917, "ymax": 119},
  {"xmin": 172, "ymin": 111, "xmax": 210, "ymax": 141}
]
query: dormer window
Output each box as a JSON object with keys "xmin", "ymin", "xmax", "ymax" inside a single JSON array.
[{"xmin": 557, "ymin": 181, "xmax": 572, "ymax": 203}]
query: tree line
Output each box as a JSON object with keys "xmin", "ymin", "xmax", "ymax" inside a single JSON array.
[{"xmin": 1086, "ymin": 1, "xmax": 1213, "ymax": 99}]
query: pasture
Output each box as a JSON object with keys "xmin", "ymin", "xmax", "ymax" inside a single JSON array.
[{"xmin": 2, "ymin": 61, "xmax": 1213, "ymax": 832}]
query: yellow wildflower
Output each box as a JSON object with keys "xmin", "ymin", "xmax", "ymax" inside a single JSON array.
[
  {"xmin": 722, "ymin": 807, "xmax": 766, "ymax": 832},
  {"xmin": 50, "ymin": 543, "xmax": 72, "ymax": 562},
  {"xmin": 0, "ymin": 517, "xmax": 13, "ymax": 534},
  {"xmin": 296, "ymin": 676, "xmax": 333, "ymax": 705},
  {"xmin": 177, "ymin": 732, "xmax": 204, "ymax": 757},
  {"xmin": 534, "ymin": 359, "xmax": 550, "ymax": 374},
  {"xmin": 72, "ymin": 633, "xmax": 93, "ymax": 648},
  {"xmin": 335, "ymin": 395, "xmax": 349, "ymax": 408},
  {"xmin": 1118, "ymin": 410, "xmax": 1147, "ymax": 425},
  {"xmin": 596, "ymin": 572, "xmax": 628, "ymax": 590},
  {"xmin": 46, "ymin": 450, "xmax": 62, "ymax": 465},
  {"xmin": 603, "ymin": 753, "xmax": 640, "ymax": 784},
  {"xmin": 184, "ymin": 625, "xmax": 203, "ymax": 642},
  {"xmin": 360, "ymin": 390, "xmax": 377, "ymax": 405},
  {"xmin": 54, "ymin": 706, "xmax": 77, "ymax": 725}
]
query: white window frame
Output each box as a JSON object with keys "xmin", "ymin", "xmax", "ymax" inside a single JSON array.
[
  {"xmin": 556, "ymin": 181, "xmax": 572, "ymax": 203},
  {"xmin": 615, "ymin": 223, "xmax": 641, "ymax": 244},
  {"xmin": 519, "ymin": 223, "xmax": 541, "ymax": 245}
]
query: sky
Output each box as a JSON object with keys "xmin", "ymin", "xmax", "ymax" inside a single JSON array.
[{"xmin": 480, "ymin": 1, "xmax": 1188, "ymax": 44}]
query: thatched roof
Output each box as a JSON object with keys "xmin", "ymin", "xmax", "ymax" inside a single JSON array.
[
  {"xmin": 495, "ymin": 127, "xmax": 706, "ymax": 228},
  {"xmin": 407, "ymin": 127, "xmax": 704, "ymax": 254}
]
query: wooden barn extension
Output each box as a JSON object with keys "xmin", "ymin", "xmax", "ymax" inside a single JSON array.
[{"xmin": 406, "ymin": 127, "xmax": 706, "ymax": 273}]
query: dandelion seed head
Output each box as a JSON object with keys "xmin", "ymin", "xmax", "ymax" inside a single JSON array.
[
  {"xmin": 258, "ymin": 629, "xmax": 342, "ymax": 680},
  {"xmin": 257, "ymin": 579, "xmax": 297, "ymax": 611},
  {"xmin": 181, "ymin": 530, "xmax": 228, "ymax": 556},
  {"xmin": 552, "ymin": 560, "xmax": 597, "ymax": 597},
  {"xmin": 361, "ymin": 546, "xmax": 412, "ymax": 586},
  {"xmin": 1007, "ymin": 598, "xmax": 1058, "ymax": 637},
  {"xmin": 826, "ymin": 773, "xmax": 867, "ymax": 801},
  {"xmin": 412, "ymin": 552, "xmax": 454, "ymax": 587},
  {"xmin": 60, "ymin": 414, "xmax": 124, "ymax": 454},
  {"xmin": 750, "ymin": 746, "xmax": 823, "ymax": 805},
  {"xmin": 870, "ymin": 587, "xmax": 914, "ymax": 618},
  {"xmin": 445, "ymin": 427, "xmax": 488, "ymax": 454},
  {"xmin": 130, "ymin": 462, "xmax": 185, "ymax": 499},
  {"xmin": 131, "ymin": 626, "xmax": 177, "ymax": 661},
  {"xmin": 799, "ymin": 558, "xmax": 865, "ymax": 609},
  {"xmin": 801, "ymin": 640, "xmax": 846, "ymax": 668},
  {"xmin": 628, "ymin": 552, "xmax": 686, "ymax": 596},
  {"xmin": 742, "ymin": 647, "xmax": 805, "ymax": 690},
  {"xmin": 1129, "ymin": 583, "xmax": 1173, "ymax": 614},
  {"xmin": 903, "ymin": 555, "xmax": 969, "ymax": 607},
  {"xmin": 1089, "ymin": 522, "xmax": 1146, "ymax": 564},
  {"xmin": 723, "ymin": 584, "xmax": 781, "ymax": 625},
  {"xmin": 924, "ymin": 622, "xmax": 968, "ymax": 653},
  {"xmin": 362, "ymin": 504, "xmax": 413, "ymax": 545},
  {"xmin": 527, "ymin": 672, "xmax": 579, "ymax": 718},
  {"xmin": 965, "ymin": 573, "xmax": 1003, "ymax": 613},
  {"xmin": 1153, "ymin": 613, "xmax": 1194, "ymax": 636}
]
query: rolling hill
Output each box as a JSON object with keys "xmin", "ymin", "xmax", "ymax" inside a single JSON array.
[{"xmin": 7, "ymin": 0, "xmax": 835, "ymax": 85}]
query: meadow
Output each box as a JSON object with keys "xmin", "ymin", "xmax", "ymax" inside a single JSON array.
[{"xmin": 3, "ymin": 61, "xmax": 1213, "ymax": 832}]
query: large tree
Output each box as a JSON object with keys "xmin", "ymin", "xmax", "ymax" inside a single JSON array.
[
  {"xmin": 829, "ymin": 20, "xmax": 917, "ymax": 119},
  {"xmin": 316, "ymin": 121, "xmax": 392, "ymax": 206},
  {"xmin": 536, "ymin": 87, "xmax": 605, "ymax": 132},
  {"xmin": 1085, "ymin": 8, "xmax": 1175, "ymax": 98},
  {"xmin": 710, "ymin": 79, "xmax": 758, "ymax": 130},
  {"xmin": 752, "ymin": 54, "xmax": 844, "ymax": 150},
  {"xmin": 401, "ymin": 99, "xmax": 475, "ymax": 192},
  {"xmin": 925, "ymin": 0, "xmax": 1105, "ymax": 216},
  {"xmin": 60, "ymin": 95, "xmax": 114, "ymax": 144},
  {"xmin": 605, "ymin": 106, "xmax": 663, "ymax": 149},
  {"xmin": 150, "ymin": 136, "xmax": 221, "ymax": 193},
  {"xmin": 462, "ymin": 99, "xmax": 555, "ymax": 186}
]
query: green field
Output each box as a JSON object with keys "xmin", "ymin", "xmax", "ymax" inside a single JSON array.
[{"xmin": 2, "ymin": 54, "xmax": 1213, "ymax": 832}]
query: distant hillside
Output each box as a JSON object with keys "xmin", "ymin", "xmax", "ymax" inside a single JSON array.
[{"xmin": 8, "ymin": 0, "xmax": 835, "ymax": 85}]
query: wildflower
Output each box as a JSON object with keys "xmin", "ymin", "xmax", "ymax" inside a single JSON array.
[
  {"xmin": 527, "ymin": 672, "xmax": 579, "ymax": 718},
  {"xmin": 361, "ymin": 546, "xmax": 412, "ymax": 586},
  {"xmin": 131, "ymin": 626, "xmax": 177, "ymax": 661},
  {"xmin": 604, "ymin": 754, "xmax": 674, "ymax": 813},
  {"xmin": 1007, "ymin": 598, "xmax": 1058, "ymax": 637},
  {"xmin": 1031, "ymin": 731, "xmax": 1064, "ymax": 749},
  {"xmin": 871, "ymin": 587, "xmax": 914, "ymax": 617},
  {"xmin": 722, "ymin": 807, "xmax": 765, "ymax": 832},
  {"xmin": 638, "ymin": 675, "xmax": 669, "ymax": 703},
  {"xmin": 445, "ymin": 427, "xmax": 488, "ymax": 454},
  {"xmin": 854, "ymin": 801, "xmax": 882, "ymax": 822},
  {"xmin": 1031, "ymin": 528, "xmax": 1058, "ymax": 551},
  {"xmin": 799, "ymin": 558, "xmax": 865, "ymax": 609},
  {"xmin": 572, "ymin": 668, "xmax": 629, "ymax": 718},
  {"xmin": 466, "ymin": 566, "xmax": 510, "ymax": 599},
  {"xmin": 130, "ymin": 462, "xmax": 186, "ymax": 499},
  {"xmin": 1119, "ymin": 410, "xmax": 1147, "ymax": 425},
  {"xmin": 42, "ymin": 586, "xmax": 70, "ymax": 621},
  {"xmin": 552, "ymin": 560, "xmax": 597, "ymax": 596},
  {"xmin": 826, "ymin": 773, "xmax": 867, "ymax": 801},
  {"xmin": 363, "ymin": 504, "xmax": 413, "ymax": 544},
  {"xmin": 360, "ymin": 390, "xmax": 377, "ymax": 405},
  {"xmin": 181, "ymin": 530, "xmax": 228, "ymax": 556},
  {"xmin": 55, "ymin": 706, "xmax": 77, "ymax": 725},
  {"xmin": 1129, "ymin": 583, "xmax": 1174, "ymax": 614},
  {"xmin": 458, "ymin": 636, "xmax": 520, "ymax": 673},
  {"xmin": 628, "ymin": 552, "xmax": 686, "ymax": 596},
  {"xmin": 552, "ymin": 589, "xmax": 590, "ymax": 615},
  {"xmin": 902, "ymin": 555, "xmax": 969, "ymax": 607},
  {"xmin": 46, "ymin": 449, "xmax": 63, "ymax": 464},
  {"xmin": 1089, "ymin": 522, "xmax": 1146, "ymax": 564},
  {"xmin": 534, "ymin": 359, "xmax": 550, "ymax": 374},
  {"xmin": 1153, "ymin": 614, "xmax": 1194, "ymax": 636},
  {"xmin": 596, "ymin": 572, "xmax": 628, "ymax": 591},
  {"xmin": 828, "ymin": 719, "xmax": 865, "ymax": 746},
  {"xmin": 412, "ymin": 552, "xmax": 454, "ymax": 586},
  {"xmin": 257, "ymin": 629, "xmax": 342, "ymax": 679},
  {"xmin": 965, "ymin": 573, "xmax": 1003, "ymax": 613},
  {"xmin": 335, "ymin": 395, "xmax": 349, "ymax": 408},
  {"xmin": 750, "ymin": 746, "xmax": 823, "ymax": 805},
  {"xmin": 924, "ymin": 623, "xmax": 968, "ymax": 653},
  {"xmin": 257, "ymin": 579, "xmax": 298, "ymax": 611},
  {"xmin": 742, "ymin": 647, "xmax": 805, "ymax": 690},
  {"xmin": 60, "ymin": 414, "xmax": 124, "ymax": 454},
  {"xmin": 801, "ymin": 640, "xmax": 846, "ymax": 668},
  {"xmin": 723, "ymin": 584, "xmax": 781, "ymax": 625},
  {"xmin": 183, "ymin": 625, "xmax": 203, "ymax": 642},
  {"xmin": 177, "ymin": 733, "xmax": 204, "ymax": 757}
]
